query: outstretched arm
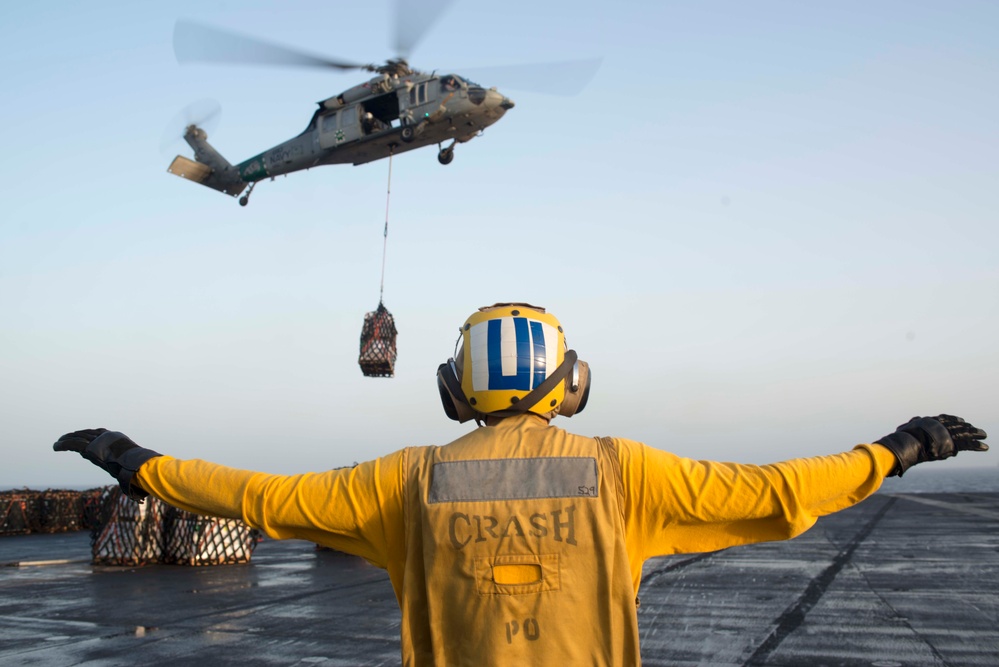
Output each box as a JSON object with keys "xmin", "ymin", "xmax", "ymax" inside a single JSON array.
[
  {"xmin": 618, "ymin": 441, "xmax": 895, "ymax": 560},
  {"xmin": 137, "ymin": 454, "xmax": 406, "ymax": 567},
  {"xmin": 53, "ymin": 429, "xmax": 407, "ymax": 568},
  {"xmin": 616, "ymin": 414, "xmax": 988, "ymax": 561}
]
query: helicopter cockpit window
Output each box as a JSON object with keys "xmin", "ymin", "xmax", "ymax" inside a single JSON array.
[{"xmin": 441, "ymin": 75, "xmax": 461, "ymax": 92}]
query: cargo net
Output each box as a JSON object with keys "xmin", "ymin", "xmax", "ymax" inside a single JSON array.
[
  {"xmin": 90, "ymin": 486, "xmax": 259, "ymax": 567},
  {"xmin": 91, "ymin": 487, "xmax": 166, "ymax": 566},
  {"xmin": 0, "ymin": 488, "xmax": 104, "ymax": 536},
  {"xmin": 358, "ymin": 301, "xmax": 398, "ymax": 378},
  {"xmin": 161, "ymin": 509, "xmax": 257, "ymax": 566}
]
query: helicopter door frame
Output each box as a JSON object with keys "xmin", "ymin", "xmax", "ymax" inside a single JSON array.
[
  {"xmin": 318, "ymin": 104, "xmax": 363, "ymax": 149},
  {"xmin": 410, "ymin": 82, "xmax": 428, "ymax": 106},
  {"xmin": 402, "ymin": 78, "xmax": 439, "ymax": 122}
]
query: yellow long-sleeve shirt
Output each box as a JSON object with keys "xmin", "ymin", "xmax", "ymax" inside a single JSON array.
[{"xmin": 135, "ymin": 414, "xmax": 896, "ymax": 665}]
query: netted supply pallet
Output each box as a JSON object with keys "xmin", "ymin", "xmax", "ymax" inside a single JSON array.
[
  {"xmin": 91, "ymin": 487, "xmax": 165, "ymax": 566},
  {"xmin": 359, "ymin": 302, "xmax": 398, "ymax": 378},
  {"xmin": 0, "ymin": 491, "xmax": 33, "ymax": 535},
  {"xmin": 0, "ymin": 488, "xmax": 104, "ymax": 536},
  {"xmin": 38, "ymin": 489, "xmax": 92, "ymax": 533},
  {"xmin": 79, "ymin": 488, "xmax": 104, "ymax": 530},
  {"xmin": 89, "ymin": 486, "xmax": 258, "ymax": 567},
  {"xmin": 162, "ymin": 507, "xmax": 258, "ymax": 566}
]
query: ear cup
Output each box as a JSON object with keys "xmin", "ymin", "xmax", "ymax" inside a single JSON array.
[
  {"xmin": 558, "ymin": 359, "xmax": 591, "ymax": 418},
  {"xmin": 437, "ymin": 365, "xmax": 461, "ymax": 421},
  {"xmin": 436, "ymin": 360, "xmax": 478, "ymax": 423}
]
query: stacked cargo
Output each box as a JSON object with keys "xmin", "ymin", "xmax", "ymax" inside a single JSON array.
[
  {"xmin": 91, "ymin": 487, "xmax": 259, "ymax": 567},
  {"xmin": 0, "ymin": 489, "xmax": 103, "ymax": 536},
  {"xmin": 1, "ymin": 487, "xmax": 258, "ymax": 567},
  {"xmin": 162, "ymin": 508, "xmax": 257, "ymax": 566}
]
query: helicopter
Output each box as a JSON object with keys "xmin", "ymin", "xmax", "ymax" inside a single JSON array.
[{"xmin": 166, "ymin": 9, "xmax": 598, "ymax": 207}]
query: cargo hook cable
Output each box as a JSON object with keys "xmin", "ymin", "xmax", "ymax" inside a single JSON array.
[{"xmin": 379, "ymin": 149, "xmax": 393, "ymax": 305}]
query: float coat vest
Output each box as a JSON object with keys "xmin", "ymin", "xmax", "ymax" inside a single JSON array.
[
  {"xmin": 400, "ymin": 417, "xmax": 639, "ymax": 666},
  {"xmin": 134, "ymin": 417, "xmax": 897, "ymax": 666}
]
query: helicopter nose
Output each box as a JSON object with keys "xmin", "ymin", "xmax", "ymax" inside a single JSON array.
[{"xmin": 485, "ymin": 88, "xmax": 514, "ymax": 111}]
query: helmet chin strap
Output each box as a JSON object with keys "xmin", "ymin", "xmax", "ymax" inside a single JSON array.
[{"xmin": 488, "ymin": 350, "xmax": 578, "ymax": 418}]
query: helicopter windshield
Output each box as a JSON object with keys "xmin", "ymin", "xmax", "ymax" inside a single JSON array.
[
  {"xmin": 440, "ymin": 75, "xmax": 462, "ymax": 92},
  {"xmin": 440, "ymin": 74, "xmax": 482, "ymax": 91}
]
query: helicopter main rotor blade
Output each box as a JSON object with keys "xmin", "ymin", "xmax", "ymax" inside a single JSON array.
[
  {"xmin": 456, "ymin": 58, "xmax": 603, "ymax": 96},
  {"xmin": 173, "ymin": 20, "xmax": 375, "ymax": 71},
  {"xmin": 393, "ymin": 0, "xmax": 456, "ymax": 59}
]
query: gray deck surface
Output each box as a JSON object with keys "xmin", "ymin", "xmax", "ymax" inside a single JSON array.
[{"xmin": 1, "ymin": 492, "xmax": 997, "ymax": 666}]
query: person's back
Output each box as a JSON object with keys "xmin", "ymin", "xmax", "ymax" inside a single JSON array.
[
  {"xmin": 400, "ymin": 415, "xmax": 639, "ymax": 665},
  {"xmin": 52, "ymin": 302, "xmax": 989, "ymax": 666}
]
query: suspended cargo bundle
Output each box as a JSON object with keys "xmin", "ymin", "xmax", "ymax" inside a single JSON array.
[
  {"xmin": 359, "ymin": 301, "xmax": 398, "ymax": 377},
  {"xmin": 357, "ymin": 151, "xmax": 399, "ymax": 378}
]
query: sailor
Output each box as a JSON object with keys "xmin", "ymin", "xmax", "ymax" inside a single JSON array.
[
  {"xmin": 53, "ymin": 303, "xmax": 988, "ymax": 666},
  {"xmin": 362, "ymin": 111, "xmax": 378, "ymax": 134}
]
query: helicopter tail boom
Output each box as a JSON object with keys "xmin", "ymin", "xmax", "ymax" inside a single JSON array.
[{"xmin": 166, "ymin": 126, "xmax": 248, "ymax": 198}]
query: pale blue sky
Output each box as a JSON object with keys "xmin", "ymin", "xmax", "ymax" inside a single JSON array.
[{"xmin": 2, "ymin": 1, "xmax": 997, "ymax": 488}]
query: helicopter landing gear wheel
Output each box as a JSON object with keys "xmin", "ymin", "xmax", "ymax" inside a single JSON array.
[
  {"xmin": 438, "ymin": 148, "xmax": 454, "ymax": 165},
  {"xmin": 400, "ymin": 126, "xmax": 415, "ymax": 143},
  {"xmin": 238, "ymin": 181, "xmax": 257, "ymax": 207}
]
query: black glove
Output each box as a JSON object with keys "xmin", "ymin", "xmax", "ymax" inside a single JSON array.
[
  {"xmin": 876, "ymin": 414, "xmax": 988, "ymax": 477},
  {"xmin": 53, "ymin": 429, "xmax": 162, "ymax": 500}
]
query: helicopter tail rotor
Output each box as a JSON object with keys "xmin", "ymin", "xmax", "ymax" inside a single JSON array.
[
  {"xmin": 159, "ymin": 98, "xmax": 222, "ymax": 156},
  {"xmin": 163, "ymin": 100, "xmax": 248, "ymax": 200}
]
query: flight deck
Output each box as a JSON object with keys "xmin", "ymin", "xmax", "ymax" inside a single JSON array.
[{"xmin": 2, "ymin": 492, "xmax": 997, "ymax": 666}]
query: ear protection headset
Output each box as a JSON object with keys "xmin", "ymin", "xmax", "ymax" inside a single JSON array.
[{"xmin": 436, "ymin": 304, "xmax": 592, "ymax": 423}]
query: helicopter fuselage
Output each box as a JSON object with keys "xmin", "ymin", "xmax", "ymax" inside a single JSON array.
[
  {"xmin": 167, "ymin": 72, "xmax": 513, "ymax": 205},
  {"xmin": 238, "ymin": 73, "xmax": 513, "ymax": 181}
]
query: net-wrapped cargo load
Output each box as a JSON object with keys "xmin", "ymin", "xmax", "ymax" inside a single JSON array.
[
  {"xmin": 38, "ymin": 490, "xmax": 88, "ymax": 533},
  {"xmin": 0, "ymin": 491, "xmax": 33, "ymax": 536},
  {"xmin": 162, "ymin": 507, "xmax": 258, "ymax": 566},
  {"xmin": 88, "ymin": 486, "xmax": 258, "ymax": 567},
  {"xmin": 90, "ymin": 487, "xmax": 165, "ymax": 566},
  {"xmin": 0, "ymin": 489, "xmax": 106, "ymax": 536},
  {"xmin": 358, "ymin": 301, "xmax": 398, "ymax": 378},
  {"xmin": 79, "ymin": 488, "xmax": 104, "ymax": 530}
]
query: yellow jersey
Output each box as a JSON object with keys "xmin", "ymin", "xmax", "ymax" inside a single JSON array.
[{"xmin": 136, "ymin": 414, "xmax": 895, "ymax": 666}]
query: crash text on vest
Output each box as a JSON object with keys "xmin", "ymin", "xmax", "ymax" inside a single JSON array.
[{"xmin": 448, "ymin": 504, "xmax": 578, "ymax": 550}]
